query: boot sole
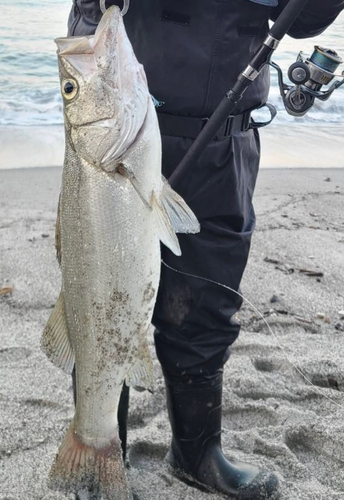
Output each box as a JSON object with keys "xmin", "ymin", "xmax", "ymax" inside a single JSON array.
[{"xmin": 167, "ymin": 462, "xmax": 281, "ymax": 500}]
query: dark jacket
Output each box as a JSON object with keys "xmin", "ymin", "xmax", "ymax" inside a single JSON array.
[{"xmin": 68, "ymin": 0, "xmax": 343, "ymax": 116}]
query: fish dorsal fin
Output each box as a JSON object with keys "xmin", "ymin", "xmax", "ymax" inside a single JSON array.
[
  {"xmin": 160, "ymin": 178, "xmax": 200, "ymax": 234},
  {"xmin": 41, "ymin": 292, "xmax": 74, "ymax": 374}
]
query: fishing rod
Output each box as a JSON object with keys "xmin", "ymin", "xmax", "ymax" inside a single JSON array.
[{"xmin": 169, "ymin": 0, "xmax": 343, "ymax": 188}]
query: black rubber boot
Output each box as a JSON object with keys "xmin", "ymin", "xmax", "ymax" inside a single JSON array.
[
  {"xmin": 164, "ymin": 372, "xmax": 281, "ymax": 499},
  {"xmin": 72, "ymin": 367, "xmax": 130, "ymax": 460}
]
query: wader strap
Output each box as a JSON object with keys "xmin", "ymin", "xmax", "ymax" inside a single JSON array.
[
  {"xmin": 250, "ymin": 103, "xmax": 277, "ymax": 129},
  {"xmin": 157, "ymin": 111, "xmax": 252, "ymax": 140}
]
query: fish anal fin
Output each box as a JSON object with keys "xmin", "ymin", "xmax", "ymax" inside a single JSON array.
[
  {"xmin": 41, "ymin": 292, "xmax": 74, "ymax": 374},
  {"xmin": 48, "ymin": 419, "xmax": 130, "ymax": 500},
  {"xmin": 126, "ymin": 340, "xmax": 154, "ymax": 392}
]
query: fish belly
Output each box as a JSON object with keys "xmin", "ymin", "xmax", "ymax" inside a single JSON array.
[{"xmin": 60, "ymin": 144, "xmax": 160, "ymax": 443}]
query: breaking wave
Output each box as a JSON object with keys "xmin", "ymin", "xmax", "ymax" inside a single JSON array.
[{"xmin": 0, "ymin": 0, "xmax": 343, "ymax": 128}]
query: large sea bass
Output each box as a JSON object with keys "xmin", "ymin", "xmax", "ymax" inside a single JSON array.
[{"xmin": 41, "ymin": 6, "xmax": 199, "ymax": 499}]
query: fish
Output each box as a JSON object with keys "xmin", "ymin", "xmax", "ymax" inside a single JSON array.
[{"xmin": 41, "ymin": 6, "xmax": 199, "ymax": 500}]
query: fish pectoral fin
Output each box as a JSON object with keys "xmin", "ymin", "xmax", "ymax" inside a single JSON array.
[
  {"xmin": 126, "ymin": 341, "xmax": 154, "ymax": 392},
  {"xmin": 41, "ymin": 291, "xmax": 74, "ymax": 374},
  {"xmin": 160, "ymin": 178, "xmax": 200, "ymax": 234},
  {"xmin": 152, "ymin": 192, "xmax": 181, "ymax": 256},
  {"xmin": 114, "ymin": 163, "xmax": 151, "ymax": 209}
]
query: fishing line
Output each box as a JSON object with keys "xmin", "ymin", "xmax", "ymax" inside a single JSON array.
[{"xmin": 161, "ymin": 260, "xmax": 343, "ymax": 410}]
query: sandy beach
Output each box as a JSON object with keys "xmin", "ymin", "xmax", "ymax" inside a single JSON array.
[{"xmin": 0, "ymin": 166, "xmax": 343, "ymax": 500}]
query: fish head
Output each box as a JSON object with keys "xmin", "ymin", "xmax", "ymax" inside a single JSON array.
[{"xmin": 55, "ymin": 6, "xmax": 149, "ymax": 168}]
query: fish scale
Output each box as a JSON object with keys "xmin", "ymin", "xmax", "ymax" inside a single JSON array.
[{"xmin": 61, "ymin": 137, "xmax": 158, "ymax": 423}]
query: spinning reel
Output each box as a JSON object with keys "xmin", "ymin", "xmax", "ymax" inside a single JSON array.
[{"xmin": 271, "ymin": 46, "xmax": 344, "ymax": 117}]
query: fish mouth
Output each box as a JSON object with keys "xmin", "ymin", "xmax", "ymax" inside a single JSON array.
[{"xmin": 55, "ymin": 6, "xmax": 122, "ymax": 56}]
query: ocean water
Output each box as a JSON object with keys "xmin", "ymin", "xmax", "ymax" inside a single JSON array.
[{"xmin": 0, "ymin": 0, "xmax": 343, "ymax": 128}]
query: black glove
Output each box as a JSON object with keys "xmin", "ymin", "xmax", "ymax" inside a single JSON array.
[
  {"xmin": 68, "ymin": 0, "xmax": 123, "ymax": 37},
  {"xmin": 271, "ymin": 0, "xmax": 344, "ymax": 38}
]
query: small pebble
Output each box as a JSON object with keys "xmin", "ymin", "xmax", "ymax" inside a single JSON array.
[
  {"xmin": 41, "ymin": 233, "xmax": 50, "ymax": 238},
  {"xmin": 316, "ymin": 313, "xmax": 325, "ymax": 319},
  {"xmin": 335, "ymin": 323, "xmax": 344, "ymax": 332},
  {"xmin": 338, "ymin": 310, "xmax": 344, "ymax": 319},
  {"xmin": 270, "ymin": 294, "xmax": 280, "ymax": 303},
  {"xmin": 324, "ymin": 177, "xmax": 331, "ymax": 182}
]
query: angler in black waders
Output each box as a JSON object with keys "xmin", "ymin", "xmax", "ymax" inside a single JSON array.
[{"xmin": 68, "ymin": 0, "xmax": 344, "ymax": 498}]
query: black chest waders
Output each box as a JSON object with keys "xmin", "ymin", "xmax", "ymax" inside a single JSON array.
[{"xmin": 67, "ymin": 1, "xmax": 343, "ymax": 498}]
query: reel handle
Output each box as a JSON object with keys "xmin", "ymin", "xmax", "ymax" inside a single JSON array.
[{"xmin": 288, "ymin": 62, "xmax": 310, "ymax": 85}]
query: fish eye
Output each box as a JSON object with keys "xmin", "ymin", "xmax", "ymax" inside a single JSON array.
[{"xmin": 61, "ymin": 78, "xmax": 78, "ymax": 100}]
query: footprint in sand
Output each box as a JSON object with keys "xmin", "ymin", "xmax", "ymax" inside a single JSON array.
[
  {"xmin": 292, "ymin": 360, "xmax": 344, "ymax": 392},
  {"xmin": 222, "ymin": 404, "xmax": 279, "ymax": 431},
  {"xmin": 285, "ymin": 426, "xmax": 344, "ymax": 492},
  {"xmin": 233, "ymin": 343, "xmax": 279, "ymax": 357},
  {"xmin": 252, "ymin": 357, "xmax": 289, "ymax": 374},
  {"xmin": 0, "ymin": 346, "xmax": 31, "ymax": 365},
  {"xmin": 129, "ymin": 441, "xmax": 168, "ymax": 472}
]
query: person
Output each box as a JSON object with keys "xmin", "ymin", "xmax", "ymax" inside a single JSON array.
[{"xmin": 68, "ymin": 1, "xmax": 344, "ymax": 498}]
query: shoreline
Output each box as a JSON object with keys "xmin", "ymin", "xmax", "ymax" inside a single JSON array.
[{"xmin": 0, "ymin": 123, "xmax": 343, "ymax": 170}]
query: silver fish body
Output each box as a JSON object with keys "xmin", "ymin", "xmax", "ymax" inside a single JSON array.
[{"xmin": 41, "ymin": 6, "xmax": 199, "ymax": 499}]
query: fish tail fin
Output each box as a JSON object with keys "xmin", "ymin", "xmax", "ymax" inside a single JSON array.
[{"xmin": 48, "ymin": 419, "xmax": 130, "ymax": 500}]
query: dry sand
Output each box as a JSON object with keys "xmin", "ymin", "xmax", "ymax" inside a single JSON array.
[{"xmin": 0, "ymin": 166, "xmax": 343, "ymax": 500}]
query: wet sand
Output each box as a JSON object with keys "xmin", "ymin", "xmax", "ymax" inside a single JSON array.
[
  {"xmin": 1, "ymin": 123, "xmax": 343, "ymax": 170},
  {"xmin": 0, "ymin": 166, "xmax": 343, "ymax": 500}
]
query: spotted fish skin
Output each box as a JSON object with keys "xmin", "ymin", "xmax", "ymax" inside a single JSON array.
[{"xmin": 41, "ymin": 6, "xmax": 199, "ymax": 499}]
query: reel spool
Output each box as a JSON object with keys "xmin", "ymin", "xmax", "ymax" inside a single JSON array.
[{"xmin": 271, "ymin": 46, "xmax": 344, "ymax": 117}]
